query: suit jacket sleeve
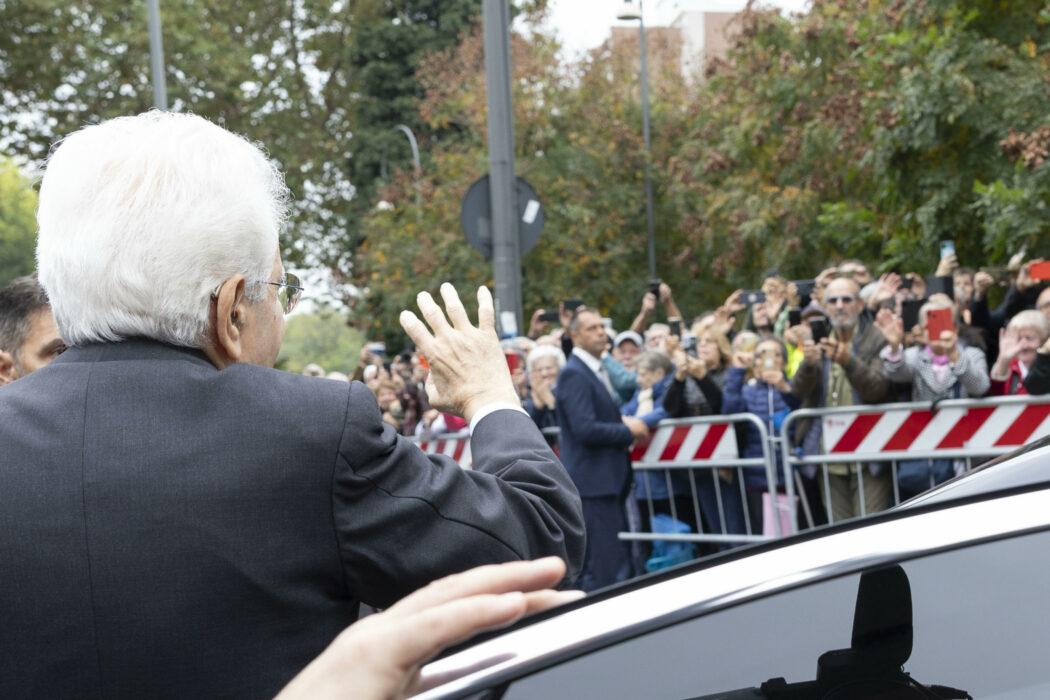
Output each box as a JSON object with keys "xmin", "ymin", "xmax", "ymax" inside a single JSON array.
[
  {"xmin": 1024, "ymin": 352, "xmax": 1050, "ymax": 395},
  {"xmin": 555, "ymin": 366, "xmax": 634, "ymax": 448},
  {"xmin": 332, "ymin": 382, "xmax": 585, "ymax": 608}
]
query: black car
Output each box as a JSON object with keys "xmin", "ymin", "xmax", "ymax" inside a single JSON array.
[{"xmin": 416, "ymin": 435, "xmax": 1050, "ymax": 699}]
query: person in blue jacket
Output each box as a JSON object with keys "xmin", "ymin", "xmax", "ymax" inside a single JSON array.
[{"xmin": 721, "ymin": 336, "xmax": 801, "ymax": 534}]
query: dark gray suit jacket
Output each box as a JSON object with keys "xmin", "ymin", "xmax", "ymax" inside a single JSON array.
[{"xmin": 0, "ymin": 339, "xmax": 584, "ymax": 699}]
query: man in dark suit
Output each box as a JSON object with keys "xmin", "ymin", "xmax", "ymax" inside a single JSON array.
[
  {"xmin": 0, "ymin": 112, "xmax": 584, "ymax": 699},
  {"xmin": 555, "ymin": 307, "xmax": 649, "ymax": 591}
]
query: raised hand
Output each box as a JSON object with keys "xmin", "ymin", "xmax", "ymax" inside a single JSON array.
[{"xmin": 400, "ymin": 284, "xmax": 519, "ymax": 421}]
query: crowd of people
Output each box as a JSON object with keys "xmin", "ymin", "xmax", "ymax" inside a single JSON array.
[{"xmin": 309, "ymin": 255, "xmax": 1050, "ymax": 591}]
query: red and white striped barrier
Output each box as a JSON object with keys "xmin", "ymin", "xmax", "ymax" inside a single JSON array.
[
  {"xmin": 821, "ymin": 402, "xmax": 1050, "ymax": 455},
  {"xmin": 630, "ymin": 421, "xmax": 740, "ymax": 463},
  {"xmin": 417, "ymin": 432, "xmax": 472, "ymax": 467}
]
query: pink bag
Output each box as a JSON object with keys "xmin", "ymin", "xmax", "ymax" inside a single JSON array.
[{"xmin": 762, "ymin": 492, "xmax": 796, "ymax": 537}]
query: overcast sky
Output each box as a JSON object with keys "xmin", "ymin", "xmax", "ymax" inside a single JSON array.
[{"xmin": 543, "ymin": 0, "xmax": 811, "ymax": 58}]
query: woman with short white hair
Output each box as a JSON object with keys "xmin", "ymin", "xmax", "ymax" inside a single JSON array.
[
  {"xmin": 524, "ymin": 345, "xmax": 566, "ymax": 443},
  {"xmin": 990, "ymin": 309, "xmax": 1050, "ymax": 395}
]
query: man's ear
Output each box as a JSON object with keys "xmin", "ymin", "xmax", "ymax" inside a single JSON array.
[
  {"xmin": 0, "ymin": 350, "xmax": 18, "ymax": 386},
  {"xmin": 203, "ymin": 276, "xmax": 248, "ymax": 370}
]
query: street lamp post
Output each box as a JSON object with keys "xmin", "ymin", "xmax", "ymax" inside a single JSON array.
[
  {"xmin": 146, "ymin": 0, "xmax": 168, "ymax": 110},
  {"xmin": 380, "ymin": 124, "xmax": 423, "ymax": 213},
  {"xmin": 617, "ymin": 0, "xmax": 657, "ymax": 282}
]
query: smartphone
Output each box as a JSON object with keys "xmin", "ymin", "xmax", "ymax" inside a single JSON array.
[
  {"xmin": 924, "ymin": 275, "xmax": 954, "ymax": 300},
  {"xmin": 926, "ymin": 307, "xmax": 955, "ymax": 340},
  {"xmin": 1029, "ymin": 260, "xmax": 1050, "ymax": 281},
  {"xmin": 562, "ymin": 299, "xmax": 585, "ymax": 313},
  {"xmin": 505, "ymin": 352, "xmax": 520, "ymax": 373},
  {"xmin": 649, "ymin": 279, "xmax": 661, "ymax": 300},
  {"xmin": 741, "ymin": 290, "xmax": 766, "ymax": 305},
  {"xmin": 788, "ymin": 308, "xmax": 802, "ymax": 327},
  {"xmin": 898, "ymin": 276, "xmax": 913, "ymax": 290},
  {"xmin": 682, "ymin": 333, "xmax": 698, "ymax": 356},
  {"xmin": 901, "ymin": 299, "xmax": 923, "ymax": 332},
  {"xmin": 792, "ymin": 280, "xmax": 816, "ymax": 297},
  {"xmin": 808, "ymin": 318, "xmax": 828, "ymax": 342},
  {"xmin": 669, "ymin": 319, "xmax": 682, "ymax": 337},
  {"xmin": 539, "ymin": 310, "xmax": 560, "ymax": 323},
  {"xmin": 940, "ymin": 241, "xmax": 956, "ymax": 260}
]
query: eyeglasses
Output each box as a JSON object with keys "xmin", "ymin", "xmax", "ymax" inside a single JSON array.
[
  {"xmin": 256, "ymin": 272, "xmax": 304, "ymax": 314},
  {"xmin": 826, "ymin": 295, "xmax": 857, "ymax": 306}
]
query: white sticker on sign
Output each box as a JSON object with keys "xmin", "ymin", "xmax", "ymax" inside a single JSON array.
[
  {"xmin": 522, "ymin": 199, "xmax": 540, "ymax": 225},
  {"xmin": 500, "ymin": 311, "xmax": 518, "ymax": 337}
]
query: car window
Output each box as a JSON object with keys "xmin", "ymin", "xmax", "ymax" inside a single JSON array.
[{"xmin": 504, "ymin": 528, "xmax": 1050, "ymax": 699}]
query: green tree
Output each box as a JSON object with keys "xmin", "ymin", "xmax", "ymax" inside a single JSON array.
[
  {"xmin": 277, "ymin": 311, "xmax": 364, "ymax": 374},
  {"xmin": 0, "ymin": 157, "xmax": 38, "ymax": 288}
]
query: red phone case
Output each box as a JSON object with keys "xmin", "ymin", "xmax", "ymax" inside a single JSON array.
[
  {"xmin": 505, "ymin": 353, "xmax": 520, "ymax": 372},
  {"xmin": 926, "ymin": 308, "xmax": 954, "ymax": 340},
  {"xmin": 1029, "ymin": 261, "xmax": 1050, "ymax": 281}
]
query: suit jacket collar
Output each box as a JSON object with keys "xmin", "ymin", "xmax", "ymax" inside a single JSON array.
[
  {"xmin": 571, "ymin": 346, "xmax": 604, "ymax": 379},
  {"xmin": 52, "ymin": 337, "xmax": 214, "ymax": 369}
]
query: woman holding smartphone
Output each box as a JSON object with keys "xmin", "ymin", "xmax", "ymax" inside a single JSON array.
[{"xmin": 877, "ymin": 297, "xmax": 990, "ymax": 499}]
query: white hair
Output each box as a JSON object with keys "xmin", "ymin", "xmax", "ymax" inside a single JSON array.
[
  {"xmin": 36, "ymin": 111, "xmax": 290, "ymax": 348},
  {"xmin": 526, "ymin": 344, "xmax": 566, "ymax": 374}
]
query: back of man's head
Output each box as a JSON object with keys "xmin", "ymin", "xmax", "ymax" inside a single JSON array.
[{"xmin": 36, "ymin": 111, "xmax": 290, "ymax": 349}]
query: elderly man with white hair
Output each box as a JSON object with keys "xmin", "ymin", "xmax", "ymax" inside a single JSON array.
[{"xmin": 0, "ymin": 111, "xmax": 584, "ymax": 699}]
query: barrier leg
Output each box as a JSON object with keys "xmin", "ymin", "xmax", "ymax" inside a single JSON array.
[
  {"xmin": 738, "ymin": 468, "xmax": 753, "ymax": 536},
  {"xmin": 821, "ymin": 464, "xmax": 834, "ymax": 525},
  {"xmin": 856, "ymin": 462, "xmax": 867, "ymax": 517},
  {"xmin": 795, "ymin": 470, "xmax": 814, "ymax": 530}
]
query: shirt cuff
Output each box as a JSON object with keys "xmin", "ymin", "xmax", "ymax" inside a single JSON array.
[{"xmin": 469, "ymin": 403, "xmax": 529, "ymax": 434}]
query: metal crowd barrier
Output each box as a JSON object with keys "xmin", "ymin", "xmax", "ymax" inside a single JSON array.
[
  {"xmin": 779, "ymin": 394, "xmax": 1050, "ymax": 529},
  {"xmin": 410, "ymin": 430, "xmax": 472, "ymax": 467},
  {"xmin": 406, "ymin": 394, "xmax": 1050, "ymax": 549},
  {"xmin": 617, "ymin": 413, "xmax": 780, "ymax": 547}
]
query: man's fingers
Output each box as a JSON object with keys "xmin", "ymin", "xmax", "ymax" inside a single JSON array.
[
  {"xmin": 522, "ymin": 589, "xmax": 585, "ymax": 615},
  {"xmin": 476, "ymin": 286, "xmax": 495, "ymax": 331},
  {"xmin": 440, "ymin": 283, "xmax": 472, "ymax": 330},
  {"xmin": 386, "ymin": 593, "xmax": 529, "ymax": 678},
  {"xmin": 390, "ymin": 557, "xmax": 567, "ymax": 617},
  {"xmin": 400, "ymin": 310, "xmax": 434, "ymax": 354},
  {"xmin": 417, "ymin": 291, "xmax": 453, "ymax": 336}
]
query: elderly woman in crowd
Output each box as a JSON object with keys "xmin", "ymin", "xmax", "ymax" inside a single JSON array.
[
  {"xmin": 878, "ymin": 297, "xmax": 990, "ymax": 498},
  {"xmin": 523, "ymin": 344, "xmax": 566, "ymax": 438},
  {"xmin": 989, "ymin": 310, "xmax": 1050, "ymax": 395}
]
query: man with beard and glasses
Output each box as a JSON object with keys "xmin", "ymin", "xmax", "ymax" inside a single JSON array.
[{"xmin": 791, "ymin": 276, "xmax": 893, "ymax": 523}]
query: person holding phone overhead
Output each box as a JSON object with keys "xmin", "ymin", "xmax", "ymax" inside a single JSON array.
[
  {"xmin": 878, "ymin": 297, "xmax": 990, "ymax": 498},
  {"xmin": 791, "ymin": 276, "xmax": 894, "ymax": 523}
]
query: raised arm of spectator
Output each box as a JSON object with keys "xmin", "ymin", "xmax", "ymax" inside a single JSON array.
[
  {"xmin": 659, "ymin": 282, "xmax": 684, "ymax": 323},
  {"xmin": 629, "ymin": 290, "xmax": 658, "ymax": 335},
  {"xmin": 527, "ymin": 308, "xmax": 549, "ymax": 340},
  {"xmin": 878, "ymin": 314, "xmax": 914, "ymax": 384}
]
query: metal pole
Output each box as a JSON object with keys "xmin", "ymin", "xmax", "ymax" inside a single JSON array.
[
  {"xmin": 380, "ymin": 125, "xmax": 423, "ymax": 213},
  {"xmin": 482, "ymin": 0, "xmax": 522, "ymax": 337},
  {"xmin": 638, "ymin": 3, "xmax": 657, "ymax": 280},
  {"xmin": 146, "ymin": 0, "xmax": 168, "ymax": 110}
]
